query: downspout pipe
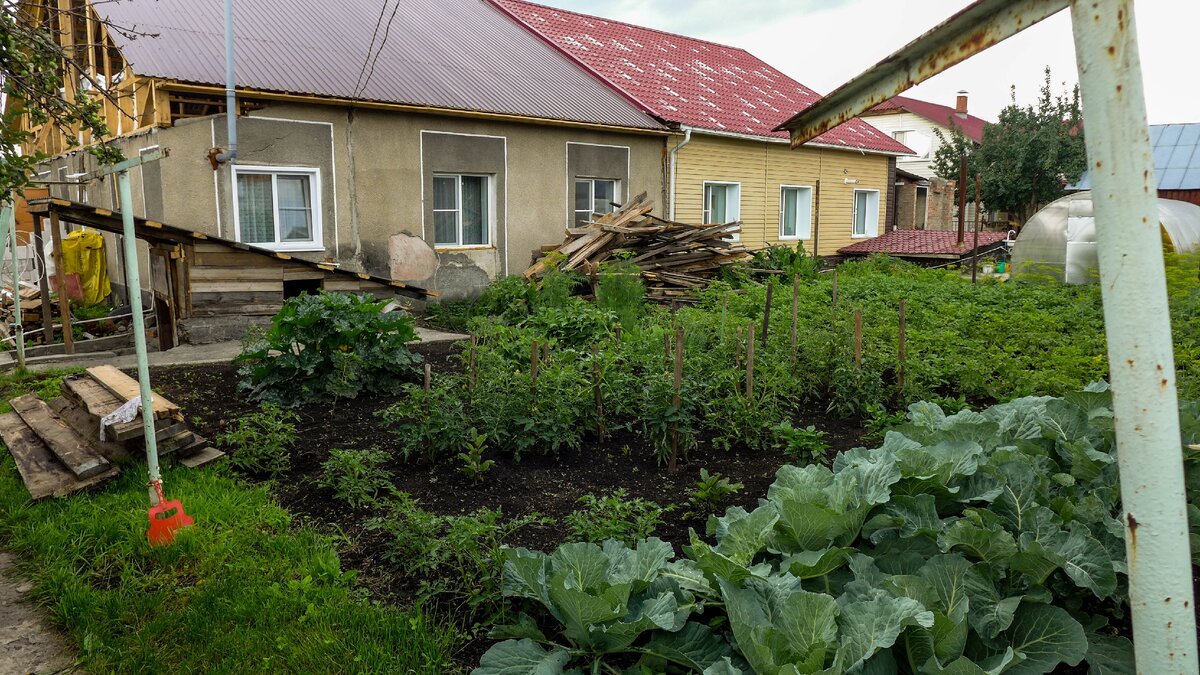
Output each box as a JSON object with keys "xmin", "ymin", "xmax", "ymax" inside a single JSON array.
[
  {"xmin": 1071, "ymin": 0, "xmax": 1198, "ymax": 671},
  {"xmin": 668, "ymin": 127, "xmax": 692, "ymax": 220},
  {"xmin": 214, "ymin": 0, "xmax": 237, "ymax": 164}
]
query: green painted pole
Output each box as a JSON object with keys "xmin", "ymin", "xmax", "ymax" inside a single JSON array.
[
  {"xmin": 1072, "ymin": 0, "xmax": 1198, "ymax": 671},
  {"xmin": 0, "ymin": 204, "xmax": 26, "ymax": 369},
  {"xmin": 116, "ymin": 171, "xmax": 162, "ymax": 501}
]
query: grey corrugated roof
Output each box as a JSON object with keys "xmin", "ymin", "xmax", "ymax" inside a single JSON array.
[
  {"xmin": 1071, "ymin": 123, "xmax": 1200, "ymax": 191},
  {"xmin": 96, "ymin": 0, "xmax": 666, "ymax": 130}
]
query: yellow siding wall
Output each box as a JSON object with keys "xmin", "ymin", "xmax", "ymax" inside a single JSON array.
[{"xmin": 673, "ymin": 134, "xmax": 892, "ymax": 256}]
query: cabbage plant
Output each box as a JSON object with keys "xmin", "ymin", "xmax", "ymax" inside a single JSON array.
[{"xmin": 480, "ymin": 384, "xmax": 1142, "ymax": 674}]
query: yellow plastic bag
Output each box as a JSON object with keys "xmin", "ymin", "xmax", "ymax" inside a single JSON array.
[{"xmin": 60, "ymin": 230, "xmax": 111, "ymax": 306}]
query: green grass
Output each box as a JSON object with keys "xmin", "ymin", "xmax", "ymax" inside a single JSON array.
[{"xmin": 0, "ymin": 370, "xmax": 462, "ymax": 673}]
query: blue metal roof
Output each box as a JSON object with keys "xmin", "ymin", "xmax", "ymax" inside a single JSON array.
[{"xmin": 1071, "ymin": 123, "xmax": 1200, "ymax": 191}]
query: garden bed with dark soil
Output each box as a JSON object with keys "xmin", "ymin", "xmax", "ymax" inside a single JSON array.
[{"xmin": 151, "ymin": 340, "xmax": 865, "ymax": 663}]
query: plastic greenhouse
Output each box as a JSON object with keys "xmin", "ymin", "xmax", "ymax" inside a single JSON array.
[{"xmin": 1012, "ymin": 190, "xmax": 1200, "ymax": 283}]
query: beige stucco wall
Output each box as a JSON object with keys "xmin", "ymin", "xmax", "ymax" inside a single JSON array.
[
  {"xmin": 673, "ymin": 133, "xmax": 894, "ymax": 256},
  {"xmin": 42, "ymin": 105, "xmax": 668, "ymax": 299}
]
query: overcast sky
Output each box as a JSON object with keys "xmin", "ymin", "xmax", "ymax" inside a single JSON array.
[{"xmin": 543, "ymin": 0, "xmax": 1196, "ymax": 125}]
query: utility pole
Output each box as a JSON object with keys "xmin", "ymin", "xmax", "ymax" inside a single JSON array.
[
  {"xmin": 86, "ymin": 149, "xmax": 170, "ymax": 505},
  {"xmin": 0, "ymin": 203, "xmax": 26, "ymax": 369},
  {"xmin": 971, "ymin": 174, "xmax": 981, "ymax": 283},
  {"xmin": 956, "ymin": 149, "xmax": 968, "ymax": 245}
]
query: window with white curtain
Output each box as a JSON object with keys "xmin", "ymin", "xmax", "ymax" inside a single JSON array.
[
  {"xmin": 434, "ymin": 174, "xmax": 491, "ymax": 247},
  {"xmin": 853, "ymin": 189, "xmax": 880, "ymax": 238},
  {"xmin": 779, "ymin": 185, "xmax": 813, "ymax": 240},
  {"xmin": 574, "ymin": 178, "xmax": 618, "ymax": 226},
  {"xmin": 703, "ymin": 181, "xmax": 741, "ymax": 241},
  {"xmin": 233, "ymin": 166, "xmax": 321, "ymax": 250}
]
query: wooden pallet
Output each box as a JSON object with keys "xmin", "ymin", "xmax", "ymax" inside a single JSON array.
[
  {"xmin": 1, "ymin": 368, "xmax": 221, "ymax": 500},
  {"xmin": 85, "ymin": 365, "xmax": 182, "ymax": 421}
]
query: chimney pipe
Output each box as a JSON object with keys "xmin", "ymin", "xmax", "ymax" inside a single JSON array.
[{"xmin": 955, "ymin": 90, "xmax": 968, "ymax": 118}]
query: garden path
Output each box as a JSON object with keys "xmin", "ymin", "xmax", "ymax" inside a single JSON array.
[{"xmin": 0, "ymin": 552, "xmax": 78, "ymax": 674}]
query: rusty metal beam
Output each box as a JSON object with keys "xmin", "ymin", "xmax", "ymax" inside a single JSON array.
[{"xmin": 775, "ymin": 0, "xmax": 1069, "ymax": 146}]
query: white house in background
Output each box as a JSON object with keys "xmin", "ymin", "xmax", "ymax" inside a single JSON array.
[
  {"xmin": 860, "ymin": 92, "xmax": 992, "ymax": 231},
  {"xmin": 859, "ymin": 92, "xmax": 989, "ymax": 179}
]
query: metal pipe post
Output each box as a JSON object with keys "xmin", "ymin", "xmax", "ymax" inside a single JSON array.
[
  {"xmin": 1, "ymin": 205, "xmax": 26, "ymax": 369},
  {"xmin": 216, "ymin": 0, "xmax": 237, "ymax": 163},
  {"xmin": 1071, "ymin": 0, "xmax": 1197, "ymax": 670},
  {"xmin": 117, "ymin": 171, "xmax": 162, "ymax": 499}
]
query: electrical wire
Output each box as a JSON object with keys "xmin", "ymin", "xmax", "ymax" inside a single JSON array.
[
  {"xmin": 351, "ymin": 0, "xmax": 395, "ymax": 99},
  {"xmin": 354, "ymin": 0, "xmax": 404, "ymax": 99}
]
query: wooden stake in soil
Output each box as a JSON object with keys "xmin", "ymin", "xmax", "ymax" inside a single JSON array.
[
  {"xmin": 898, "ymin": 299, "xmax": 907, "ymax": 392},
  {"xmin": 542, "ymin": 341, "xmax": 550, "ymax": 365},
  {"xmin": 669, "ymin": 325, "xmax": 684, "ymax": 473},
  {"xmin": 854, "ymin": 309, "xmax": 863, "ymax": 370},
  {"xmin": 790, "ymin": 274, "xmax": 799, "ymax": 361},
  {"xmin": 48, "ymin": 212, "xmax": 74, "ymax": 354},
  {"xmin": 32, "ymin": 222, "xmax": 53, "ymax": 344},
  {"xmin": 468, "ymin": 334, "xmax": 477, "ymax": 390},
  {"xmin": 592, "ymin": 345, "xmax": 606, "ymax": 441},
  {"xmin": 761, "ymin": 280, "xmax": 774, "ymax": 347},
  {"xmin": 745, "ymin": 323, "xmax": 755, "ymax": 399},
  {"xmin": 615, "ymin": 324, "xmax": 623, "ymax": 341},
  {"xmin": 531, "ymin": 340, "xmax": 540, "ymax": 391},
  {"xmin": 423, "ymin": 363, "xmax": 431, "ymax": 393},
  {"xmin": 735, "ymin": 325, "xmax": 744, "ymax": 370},
  {"xmin": 831, "ymin": 268, "xmax": 839, "ymax": 320}
]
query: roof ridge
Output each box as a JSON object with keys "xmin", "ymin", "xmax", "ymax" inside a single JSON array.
[{"xmin": 491, "ymin": 0, "xmax": 756, "ymax": 55}]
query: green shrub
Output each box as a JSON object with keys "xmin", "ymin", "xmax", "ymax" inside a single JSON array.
[
  {"xmin": 378, "ymin": 377, "xmax": 472, "ymax": 463},
  {"xmin": 216, "ymin": 403, "xmax": 299, "ymax": 477},
  {"xmin": 319, "ymin": 448, "xmax": 395, "ymax": 508},
  {"xmin": 686, "ymin": 468, "xmax": 743, "ymax": 516},
  {"xmin": 564, "ymin": 488, "xmax": 672, "ymax": 545},
  {"xmin": 236, "ymin": 292, "xmax": 421, "ymax": 406},
  {"xmin": 596, "ymin": 257, "xmax": 645, "ymax": 330},
  {"xmin": 771, "ymin": 420, "xmax": 830, "ymax": 463},
  {"xmin": 369, "ymin": 495, "xmax": 548, "ymax": 626},
  {"xmin": 751, "ymin": 242, "xmax": 824, "ymax": 279},
  {"xmin": 457, "ymin": 428, "xmax": 495, "ymax": 483}
]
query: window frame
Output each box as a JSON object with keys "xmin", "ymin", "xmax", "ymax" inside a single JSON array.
[
  {"xmin": 702, "ymin": 181, "xmax": 742, "ymax": 241},
  {"xmin": 573, "ymin": 177, "xmax": 620, "ymax": 227},
  {"xmin": 433, "ymin": 172, "xmax": 494, "ymax": 249},
  {"xmin": 778, "ymin": 184, "xmax": 814, "ymax": 241},
  {"xmin": 852, "ymin": 188, "xmax": 881, "ymax": 238},
  {"xmin": 231, "ymin": 165, "xmax": 323, "ymax": 252}
]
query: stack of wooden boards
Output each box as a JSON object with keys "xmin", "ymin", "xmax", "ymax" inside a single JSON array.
[
  {"xmin": 0, "ymin": 365, "xmax": 223, "ymax": 500},
  {"xmin": 0, "ymin": 284, "xmax": 45, "ymax": 338},
  {"xmin": 524, "ymin": 194, "xmax": 749, "ymax": 303}
]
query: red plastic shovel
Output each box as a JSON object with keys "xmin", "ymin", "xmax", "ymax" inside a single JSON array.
[{"xmin": 146, "ymin": 481, "xmax": 194, "ymax": 547}]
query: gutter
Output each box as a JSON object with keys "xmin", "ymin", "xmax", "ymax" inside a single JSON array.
[{"xmin": 668, "ymin": 127, "xmax": 693, "ymax": 220}]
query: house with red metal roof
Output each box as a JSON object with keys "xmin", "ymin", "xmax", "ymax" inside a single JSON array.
[
  {"xmin": 9, "ymin": 0, "xmax": 675, "ymax": 306},
  {"xmin": 490, "ymin": 0, "xmax": 915, "ymax": 256},
  {"xmin": 859, "ymin": 93, "xmax": 992, "ymax": 232}
]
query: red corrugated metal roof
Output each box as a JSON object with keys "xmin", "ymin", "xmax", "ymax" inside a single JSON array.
[
  {"xmin": 93, "ymin": 0, "xmax": 665, "ymax": 130},
  {"xmin": 865, "ymin": 96, "xmax": 988, "ymax": 142},
  {"xmin": 490, "ymin": 0, "xmax": 912, "ymax": 154},
  {"xmin": 838, "ymin": 230, "xmax": 1007, "ymax": 256}
]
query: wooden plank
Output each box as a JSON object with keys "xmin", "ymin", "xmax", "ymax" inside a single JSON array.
[
  {"xmin": 10, "ymin": 394, "xmax": 111, "ymax": 479},
  {"xmin": 190, "ymin": 302, "xmax": 284, "ymax": 317},
  {"xmin": 192, "ymin": 251, "xmax": 287, "ymax": 267},
  {"xmin": 282, "ymin": 267, "xmax": 325, "ymax": 281},
  {"xmin": 191, "ymin": 281, "xmax": 284, "ymax": 294},
  {"xmin": 191, "ymin": 291, "xmax": 285, "ymax": 309},
  {"xmin": 180, "ymin": 447, "xmax": 225, "ymax": 469},
  {"xmin": 47, "ymin": 397, "xmax": 129, "ymax": 463},
  {"xmin": 191, "ymin": 266, "xmax": 285, "ymax": 282},
  {"xmin": 322, "ymin": 279, "xmax": 365, "ymax": 291},
  {"xmin": 85, "ymin": 366, "xmax": 180, "ymax": 419},
  {"xmin": 0, "ymin": 412, "xmax": 117, "ymax": 500}
]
